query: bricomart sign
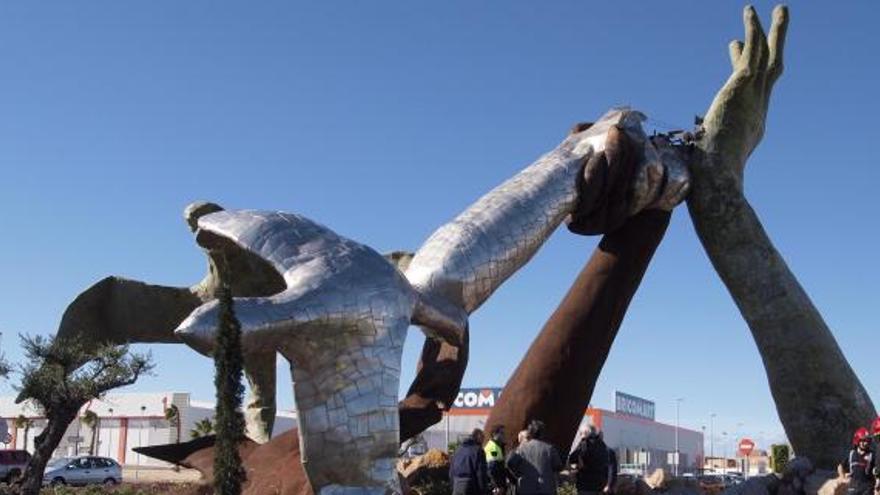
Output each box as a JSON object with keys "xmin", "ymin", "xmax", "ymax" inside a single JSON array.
[
  {"xmin": 453, "ymin": 388, "xmax": 503, "ymax": 409},
  {"xmin": 615, "ymin": 391, "xmax": 655, "ymax": 420}
]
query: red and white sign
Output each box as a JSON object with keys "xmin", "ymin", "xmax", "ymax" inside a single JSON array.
[{"xmin": 738, "ymin": 438, "xmax": 756, "ymax": 456}]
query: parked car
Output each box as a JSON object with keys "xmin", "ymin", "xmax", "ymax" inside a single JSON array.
[
  {"xmin": 698, "ymin": 474, "xmax": 727, "ymax": 491},
  {"xmin": 42, "ymin": 456, "xmax": 121, "ymax": 486},
  {"xmin": 0, "ymin": 450, "xmax": 31, "ymax": 483}
]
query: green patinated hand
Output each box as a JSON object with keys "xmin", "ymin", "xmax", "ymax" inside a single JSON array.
[
  {"xmin": 699, "ymin": 5, "xmax": 788, "ymax": 182},
  {"xmin": 688, "ymin": 5, "xmax": 876, "ymax": 469}
]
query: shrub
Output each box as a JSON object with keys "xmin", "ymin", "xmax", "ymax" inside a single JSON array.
[{"xmin": 770, "ymin": 444, "xmax": 791, "ymax": 473}]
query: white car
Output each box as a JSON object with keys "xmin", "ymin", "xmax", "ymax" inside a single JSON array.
[{"xmin": 42, "ymin": 456, "xmax": 121, "ymax": 486}]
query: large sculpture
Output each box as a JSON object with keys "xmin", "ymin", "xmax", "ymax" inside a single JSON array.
[
  {"xmin": 41, "ymin": 5, "xmax": 877, "ymax": 490},
  {"xmin": 685, "ymin": 5, "xmax": 875, "ymax": 468},
  {"xmin": 51, "ymin": 201, "xmax": 283, "ymax": 443},
  {"xmin": 483, "ymin": 208, "xmax": 673, "ymax": 452},
  {"xmin": 173, "ymin": 108, "xmax": 689, "ymax": 494}
]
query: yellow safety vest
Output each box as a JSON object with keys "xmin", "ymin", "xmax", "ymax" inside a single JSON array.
[{"xmin": 484, "ymin": 439, "xmax": 504, "ymax": 462}]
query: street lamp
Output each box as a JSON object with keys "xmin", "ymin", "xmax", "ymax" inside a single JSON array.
[
  {"xmin": 721, "ymin": 431, "xmax": 728, "ymax": 474},
  {"xmin": 137, "ymin": 405, "xmax": 146, "ymax": 481},
  {"xmin": 674, "ymin": 398, "xmax": 683, "ymax": 477},
  {"xmin": 710, "ymin": 413, "xmax": 716, "ymax": 460},
  {"xmin": 701, "ymin": 426, "xmax": 706, "ymax": 467}
]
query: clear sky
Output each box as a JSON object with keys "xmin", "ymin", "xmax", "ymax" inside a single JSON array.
[{"xmin": 1, "ymin": 1, "xmax": 877, "ymax": 456}]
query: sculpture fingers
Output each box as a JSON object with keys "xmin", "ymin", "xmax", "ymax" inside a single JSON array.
[
  {"xmin": 628, "ymin": 140, "xmax": 664, "ymax": 214},
  {"xmin": 649, "ymin": 143, "xmax": 691, "ymax": 211},
  {"xmin": 741, "ymin": 5, "xmax": 768, "ymax": 73},
  {"xmin": 767, "ymin": 5, "xmax": 789, "ymax": 82},
  {"xmin": 652, "ymin": 165, "xmax": 690, "ymax": 212},
  {"xmin": 58, "ymin": 276, "xmax": 202, "ymax": 345},
  {"xmin": 729, "ymin": 40, "xmax": 744, "ymax": 69}
]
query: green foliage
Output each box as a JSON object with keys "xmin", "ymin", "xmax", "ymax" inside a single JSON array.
[
  {"xmin": 14, "ymin": 414, "xmax": 33, "ymax": 430},
  {"xmin": 82, "ymin": 410, "xmax": 99, "ymax": 455},
  {"xmin": 0, "ymin": 353, "xmax": 10, "ymax": 378},
  {"xmin": 557, "ymin": 482, "xmax": 577, "ymax": 495},
  {"xmin": 13, "ymin": 334, "xmax": 154, "ymax": 495},
  {"xmin": 164, "ymin": 404, "xmax": 180, "ymax": 425},
  {"xmin": 409, "ymin": 479, "xmax": 451, "ymax": 495},
  {"xmin": 446, "ymin": 441, "xmax": 460, "ymax": 457},
  {"xmin": 14, "ymin": 414, "xmax": 34, "ymax": 451},
  {"xmin": 16, "ymin": 335, "xmax": 154, "ymax": 419},
  {"xmin": 81, "ymin": 410, "xmax": 98, "ymax": 428},
  {"xmin": 213, "ymin": 285, "xmax": 246, "ymax": 495},
  {"xmin": 190, "ymin": 417, "xmax": 215, "ymax": 439},
  {"xmin": 770, "ymin": 444, "xmax": 790, "ymax": 473}
]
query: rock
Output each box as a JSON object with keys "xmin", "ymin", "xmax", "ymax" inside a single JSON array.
[
  {"xmin": 645, "ymin": 469, "xmax": 668, "ymax": 489},
  {"xmin": 665, "ymin": 477, "xmax": 702, "ymax": 495},
  {"xmin": 398, "ymin": 449, "xmax": 450, "ymax": 486},
  {"xmin": 784, "ymin": 457, "xmax": 815, "ymax": 482},
  {"xmin": 804, "ymin": 471, "xmax": 848, "ymax": 495},
  {"xmin": 721, "ymin": 476, "xmax": 777, "ymax": 495},
  {"xmin": 614, "ymin": 475, "xmax": 653, "ymax": 495}
]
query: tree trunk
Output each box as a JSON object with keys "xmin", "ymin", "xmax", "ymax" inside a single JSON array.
[
  {"xmin": 484, "ymin": 210, "xmax": 670, "ymax": 451},
  {"xmin": 88, "ymin": 422, "xmax": 97, "ymax": 455},
  {"xmin": 20, "ymin": 409, "xmax": 78, "ymax": 495}
]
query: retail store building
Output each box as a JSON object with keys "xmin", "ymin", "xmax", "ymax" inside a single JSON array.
[{"xmin": 420, "ymin": 388, "xmax": 704, "ymax": 473}]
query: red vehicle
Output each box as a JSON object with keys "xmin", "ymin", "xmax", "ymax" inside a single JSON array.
[{"xmin": 0, "ymin": 450, "xmax": 31, "ymax": 483}]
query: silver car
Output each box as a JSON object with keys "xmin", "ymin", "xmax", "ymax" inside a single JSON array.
[{"xmin": 42, "ymin": 456, "xmax": 121, "ymax": 486}]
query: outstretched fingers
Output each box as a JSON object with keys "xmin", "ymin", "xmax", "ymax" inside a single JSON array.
[
  {"xmin": 740, "ymin": 5, "xmax": 768, "ymax": 75},
  {"xmin": 767, "ymin": 5, "xmax": 790, "ymax": 82},
  {"xmin": 729, "ymin": 40, "xmax": 744, "ymax": 69}
]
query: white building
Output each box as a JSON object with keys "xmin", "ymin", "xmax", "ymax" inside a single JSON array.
[
  {"xmin": 0, "ymin": 392, "xmax": 296, "ymax": 468},
  {"xmin": 421, "ymin": 388, "xmax": 704, "ymax": 474}
]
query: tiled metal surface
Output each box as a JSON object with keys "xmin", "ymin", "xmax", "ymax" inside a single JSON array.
[{"xmin": 173, "ymin": 108, "xmax": 689, "ymax": 495}]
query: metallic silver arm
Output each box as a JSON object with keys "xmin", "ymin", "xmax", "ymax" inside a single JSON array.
[{"xmin": 404, "ymin": 108, "xmax": 687, "ymax": 320}]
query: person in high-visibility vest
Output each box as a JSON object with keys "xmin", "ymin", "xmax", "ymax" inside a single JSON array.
[{"xmin": 484, "ymin": 426, "xmax": 509, "ymax": 494}]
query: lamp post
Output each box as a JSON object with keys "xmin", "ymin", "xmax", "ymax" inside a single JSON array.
[
  {"xmin": 674, "ymin": 398, "xmax": 683, "ymax": 477},
  {"xmin": 104, "ymin": 407, "xmax": 113, "ymax": 458},
  {"xmin": 701, "ymin": 426, "xmax": 706, "ymax": 471},
  {"xmin": 136, "ymin": 405, "xmax": 146, "ymax": 481},
  {"xmin": 721, "ymin": 431, "xmax": 728, "ymax": 474},
  {"xmin": 710, "ymin": 413, "xmax": 716, "ymax": 460}
]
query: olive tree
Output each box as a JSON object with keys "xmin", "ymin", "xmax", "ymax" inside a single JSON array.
[{"xmin": 14, "ymin": 335, "xmax": 153, "ymax": 495}]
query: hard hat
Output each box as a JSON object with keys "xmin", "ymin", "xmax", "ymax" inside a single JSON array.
[{"xmin": 854, "ymin": 427, "xmax": 871, "ymax": 446}]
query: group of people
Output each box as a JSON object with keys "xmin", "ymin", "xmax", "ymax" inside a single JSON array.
[
  {"xmin": 841, "ymin": 417, "xmax": 880, "ymax": 495},
  {"xmin": 449, "ymin": 421, "xmax": 617, "ymax": 495}
]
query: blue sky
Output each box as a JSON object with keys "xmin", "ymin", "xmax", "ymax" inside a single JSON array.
[{"xmin": 1, "ymin": 1, "xmax": 877, "ymax": 455}]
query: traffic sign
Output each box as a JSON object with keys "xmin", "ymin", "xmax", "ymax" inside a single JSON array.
[{"xmin": 738, "ymin": 438, "xmax": 756, "ymax": 456}]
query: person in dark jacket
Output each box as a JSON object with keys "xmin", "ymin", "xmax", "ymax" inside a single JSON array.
[
  {"xmin": 568, "ymin": 426, "xmax": 614, "ymax": 495},
  {"xmin": 451, "ymin": 429, "xmax": 490, "ymax": 495},
  {"xmin": 507, "ymin": 420, "xmax": 564, "ymax": 495}
]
